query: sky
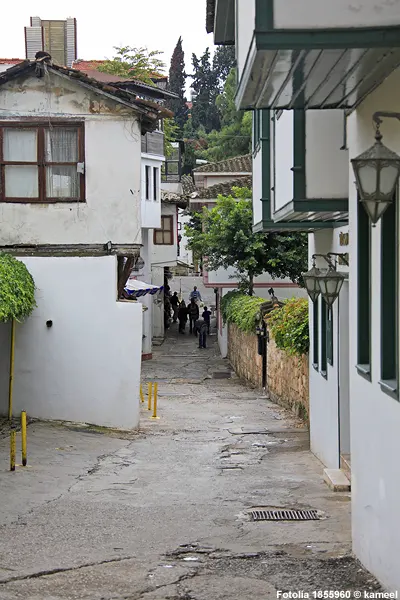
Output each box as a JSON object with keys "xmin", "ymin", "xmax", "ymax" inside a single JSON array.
[{"xmin": 1, "ymin": 0, "xmax": 214, "ymax": 82}]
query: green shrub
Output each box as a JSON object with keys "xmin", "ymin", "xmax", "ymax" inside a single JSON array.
[
  {"xmin": 220, "ymin": 291, "xmax": 265, "ymax": 333},
  {"xmin": 0, "ymin": 254, "xmax": 36, "ymax": 322},
  {"xmin": 267, "ymin": 297, "xmax": 309, "ymax": 356}
]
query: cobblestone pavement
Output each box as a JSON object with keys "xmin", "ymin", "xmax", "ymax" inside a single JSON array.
[{"xmin": 0, "ymin": 310, "xmax": 381, "ymax": 599}]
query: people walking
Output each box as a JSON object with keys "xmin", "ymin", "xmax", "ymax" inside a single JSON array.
[
  {"xmin": 188, "ymin": 298, "xmax": 200, "ymax": 334},
  {"xmin": 202, "ymin": 306, "xmax": 211, "ymax": 334},
  {"xmin": 189, "ymin": 285, "xmax": 202, "ymax": 304},
  {"xmin": 178, "ymin": 300, "xmax": 188, "ymax": 334},
  {"xmin": 171, "ymin": 292, "xmax": 179, "ymax": 323},
  {"xmin": 194, "ymin": 317, "xmax": 208, "ymax": 349}
]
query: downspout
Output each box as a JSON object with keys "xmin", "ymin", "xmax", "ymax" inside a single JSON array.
[{"xmin": 8, "ymin": 319, "xmax": 16, "ymax": 420}]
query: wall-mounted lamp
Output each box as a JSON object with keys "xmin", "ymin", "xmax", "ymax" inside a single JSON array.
[
  {"xmin": 302, "ymin": 253, "xmax": 348, "ymax": 308},
  {"xmin": 351, "ymin": 112, "xmax": 400, "ymax": 226}
]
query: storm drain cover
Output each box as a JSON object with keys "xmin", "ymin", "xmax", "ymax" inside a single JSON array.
[{"xmin": 251, "ymin": 509, "xmax": 320, "ymax": 521}]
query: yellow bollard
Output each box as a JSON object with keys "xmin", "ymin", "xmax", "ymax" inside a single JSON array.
[
  {"xmin": 140, "ymin": 384, "xmax": 144, "ymax": 404},
  {"xmin": 147, "ymin": 382, "xmax": 152, "ymax": 411},
  {"xmin": 10, "ymin": 429, "xmax": 16, "ymax": 472},
  {"xmin": 21, "ymin": 411, "xmax": 27, "ymax": 466},
  {"xmin": 151, "ymin": 383, "xmax": 160, "ymax": 419}
]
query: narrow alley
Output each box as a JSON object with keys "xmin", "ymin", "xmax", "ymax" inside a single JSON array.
[{"xmin": 0, "ymin": 304, "xmax": 380, "ymax": 599}]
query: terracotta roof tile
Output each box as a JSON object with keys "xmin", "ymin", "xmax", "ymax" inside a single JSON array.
[
  {"xmin": 193, "ymin": 153, "xmax": 252, "ymax": 174},
  {"xmin": 189, "ymin": 175, "xmax": 252, "ymax": 200},
  {"xmin": 0, "ymin": 58, "xmax": 24, "ymax": 65}
]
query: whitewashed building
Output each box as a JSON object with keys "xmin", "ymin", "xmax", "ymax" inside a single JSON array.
[
  {"xmin": 0, "ymin": 56, "xmax": 167, "ymax": 429},
  {"xmin": 208, "ymin": 0, "xmax": 400, "ymax": 591}
]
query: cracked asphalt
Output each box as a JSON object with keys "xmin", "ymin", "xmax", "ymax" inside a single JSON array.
[{"xmin": 0, "ymin": 280, "xmax": 381, "ymax": 599}]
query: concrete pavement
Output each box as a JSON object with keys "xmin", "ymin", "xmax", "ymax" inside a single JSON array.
[{"xmin": 0, "ymin": 321, "xmax": 381, "ymax": 599}]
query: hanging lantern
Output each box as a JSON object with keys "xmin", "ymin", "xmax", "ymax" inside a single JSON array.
[
  {"xmin": 317, "ymin": 267, "xmax": 345, "ymax": 308},
  {"xmin": 302, "ymin": 264, "xmax": 322, "ymax": 303}
]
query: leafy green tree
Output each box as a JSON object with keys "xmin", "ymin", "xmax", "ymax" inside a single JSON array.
[
  {"xmin": 99, "ymin": 46, "xmax": 165, "ymax": 85},
  {"xmin": 190, "ymin": 48, "xmax": 220, "ymax": 133},
  {"xmin": 185, "ymin": 188, "xmax": 307, "ymax": 295},
  {"xmin": 167, "ymin": 37, "xmax": 188, "ymax": 131},
  {"xmin": 212, "ymin": 46, "xmax": 236, "ymax": 92}
]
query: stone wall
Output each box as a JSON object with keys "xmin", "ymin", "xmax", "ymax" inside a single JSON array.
[
  {"xmin": 227, "ymin": 323, "xmax": 309, "ymax": 422},
  {"xmin": 227, "ymin": 324, "xmax": 263, "ymax": 387},
  {"xmin": 267, "ymin": 338, "xmax": 309, "ymax": 422}
]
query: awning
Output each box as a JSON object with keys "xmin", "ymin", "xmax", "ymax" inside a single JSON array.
[{"xmin": 125, "ymin": 279, "xmax": 164, "ymax": 299}]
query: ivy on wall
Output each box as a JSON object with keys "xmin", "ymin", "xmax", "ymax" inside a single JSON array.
[
  {"xmin": 0, "ymin": 254, "xmax": 36, "ymax": 323},
  {"xmin": 267, "ymin": 298, "xmax": 309, "ymax": 357},
  {"xmin": 220, "ymin": 291, "xmax": 265, "ymax": 333}
]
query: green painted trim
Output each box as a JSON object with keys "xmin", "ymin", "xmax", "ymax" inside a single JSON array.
[
  {"xmin": 256, "ymin": 0, "xmax": 274, "ymax": 30},
  {"xmin": 356, "ymin": 364, "xmax": 371, "ymax": 382},
  {"xmin": 293, "ymin": 110, "xmax": 306, "ymax": 200},
  {"xmin": 381, "ymin": 198, "xmax": 398, "ymax": 393},
  {"xmin": 313, "ymin": 299, "xmax": 319, "ymax": 368},
  {"xmin": 357, "ymin": 201, "xmax": 371, "ymax": 372},
  {"xmin": 320, "ymin": 297, "xmax": 327, "ymax": 378},
  {"xmin": 261, "ymin": 109, "xmax": 271, "ymax": 223},
  {"xmin": 255, "ymin": 27, "xmax": 400, "ymax": 51},
  {"xmin": 272, "ymin": 198, "xmax": 348, "ymax": 223},
  {"xmin": 327, "ymin": 307, "xmax": 333, "ymax": 366},
  {"xmin": 252, "ymin": 219, "xmax": 345, "ymax": 233}
]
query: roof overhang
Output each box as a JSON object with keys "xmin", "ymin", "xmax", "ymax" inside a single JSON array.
[
  {"xmin": 236, "ymin": 27, "xmax": 400, "ymax": 110},
  {"xmin": 209, "ymin": 0, "xmax": 235, "ymax": 45}
]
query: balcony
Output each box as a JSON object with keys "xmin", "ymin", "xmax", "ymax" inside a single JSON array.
[
  {"xmin": 211, "ymin": 0, "xmax": 400, "ymax": 111},
  {"xmin": 252, "ymin": 108, "xmax": 348, "ymax": 233},
  {"xmin": 141, "ymin": 131, "xmax": 164, "ymax": 157}
]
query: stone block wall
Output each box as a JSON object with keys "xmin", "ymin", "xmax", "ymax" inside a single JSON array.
[
  {"xmin": 267, "ymin": 338, "xmax": 309, "ymax": 422},
  {"xmin": 227, "ymin": 324, "xmax": 263, "ymax": 387},
  {"xmin": 227, "ymin": 323, "xmax": 309, "ymax": 422}
]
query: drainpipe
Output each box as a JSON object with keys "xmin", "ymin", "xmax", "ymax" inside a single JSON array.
[{"xmin": 8, "ymin": 319, "xmax": 16, "ymax": 420}]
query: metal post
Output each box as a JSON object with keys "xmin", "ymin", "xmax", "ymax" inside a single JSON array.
[
  {"xmin": 21, "ymin": 411, "xmax": 27, "ymax": 466},
  {"xmin": 140, "ymin": 384, "xmax": 144, "ymax": 403},
  {"xmin": 10, "ymin": 429, "xmax": 16, "ymax": 472},
  {"xmin": 8, "ymin": 319, "xmax": 16, "ymax": 420},
  {"xmin": 151, "ymin": 383, "xmax": 160, "ymax": 419},
  {"xmin": 147, "ymin": 382, "xmax": 152, "ymax": 411}
]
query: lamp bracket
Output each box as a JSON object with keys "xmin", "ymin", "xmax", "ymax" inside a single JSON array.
[
  {"xmin": 372, "ymin": 111, "xmax": 400, "ymax": 127},
  {"xmin": 311, "ymin": 252, "xmax": 349, "ymax": 269}
]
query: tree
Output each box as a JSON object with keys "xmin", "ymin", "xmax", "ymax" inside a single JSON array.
[
  {"xmin": 167, "ymin": 37, "xmax": 188, "ymax": 131},
  {"xmin": 213, "ymin": 46, "xmax": 236, "ymax": 93},
  {"xmin": 99, "ymin": 46, "xmax": 165, "ymax": 85},
  {"xmin": 190, "ymin": 48, "xmax": 220, "ymax": 133},
  {"xmin": 185, "ymin": 188, "xmax": 307, "ymax": 295}
]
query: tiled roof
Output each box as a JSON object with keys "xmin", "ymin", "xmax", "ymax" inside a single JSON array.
[
  {"xmin": 189, "ymin": 175, "xmax": 252, "ymax": 200},
  {"xmin": 193, "ymin": 154, "xmax": 252, "ymax": 174},
  {"xmin": 0, "ymin": 58, "xmax": 24, "ymax": 65},
  {"xmin": 0, "ymin": 58, "xmax": 171, "ymax": 130},
  {"xmin": 181, "ymin": 174, "xmax": 196, "ymax": 195}
]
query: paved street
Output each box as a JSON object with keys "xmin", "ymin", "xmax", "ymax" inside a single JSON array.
[{"xmin": 0, "ymin": 310, "xmax": 380, "ymax": 599}]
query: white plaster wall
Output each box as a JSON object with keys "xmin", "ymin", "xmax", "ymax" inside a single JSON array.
[
  {"xmin": 306, "ymin": 111, "xmax": 349, "ymax": 199},
  {"xmin": 207, "ymin": 267, "xmax": 305, "ymax": 299},
  {"xmin": 141, "ymin": 154, "xmax": 163, "ymax": 229},
  {"xmin": 0, "ymin": 256, "xmax": 142, "ymax": 429},
  {"xmin": 151, "ymin": 266, "xmax": 164, "ymax": 339},
  {"xmin": 178, "ymin": 210, "xmax": 193, "ymax": 267},
  {"xmin": 347, "ymin": 67, "xmax": 400, "ymax": 592},
  {"xmin": 274, "ymin": 111, "xmax": 294, "ymax": 211},
  {"xmin": 253, "ymin": 148, "xmax": 263, "ymax": 226},
  {"xmin": 237, "ymin": 0, "xmax": 256, "ymax": 79},
  {"xmin": 203, "ymin": 174, "xmax": 249, "ymax": 188},
  {"xmin": 274, "ymin": 0, "xmax": 400, "ymax": 29},
  {"xmin": 150, "ymin": 203, "xmax": 178, "ymax": 268},
  {"xmin": 136, "ymin": 228, "xmax": 152, "ymax": 356},
  {"xmin": 0, "ymin": 71, "xmax": 142, "ymax": 246},
  {"xmin": 218, "ymin": 290, "xmax": 228, "ymax": 358}
]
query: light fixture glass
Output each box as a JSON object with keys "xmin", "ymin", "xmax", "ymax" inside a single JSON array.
[
  {"xmin": 302, "ymin": 265, "xmax": 322, "ymax": 303},
  {"xmin": 317, "ymin": 267, "xmax": 345, "ymax": 308},
  {"xmin": 351, "ymin": 129, "xmax": 400, "ymax": 225}
]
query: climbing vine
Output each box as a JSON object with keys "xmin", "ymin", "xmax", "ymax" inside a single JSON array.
[
  {"xmin": 220, "ymin": 291, "xmax": 265, "ymax": 333},
  {"xmin": 267, "ymin": 298, "xmax": 309, "ymax": 356},
  {"xmin": 0, "ymin": 254, "xmax": 36, "ymax": 323}
]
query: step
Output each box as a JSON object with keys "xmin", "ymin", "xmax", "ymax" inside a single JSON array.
[
  {"xmin": 340, "ymin": 454, "xmax": 351, "ymax": 482},
  {"xmin": 323, "ymin": 468, "xmax": 351, "ymax": 492}
]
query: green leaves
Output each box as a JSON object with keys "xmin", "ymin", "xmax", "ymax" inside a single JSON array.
[
  {"xmin": 268, "ymin": 298, "xmax": 309, "ymax": 356},
  {"xmin": 220, "ymin": 291, "xmax": 265, "ymax": 333},
  {"xmin": 0, "ymin": 254, "xmax": 36, "ymax": 323},
  {"xmin": 98, "ymin": 46, "xmax": 166, "ymax": 85}
]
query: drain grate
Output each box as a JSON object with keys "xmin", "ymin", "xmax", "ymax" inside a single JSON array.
[{"xmin": 251, "ymin": 509, "xmax": 320, "ymax": 521}]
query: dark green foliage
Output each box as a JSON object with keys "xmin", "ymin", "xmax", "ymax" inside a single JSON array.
[
  {"xmin": 167, "ymin": 37, "xmax": 188, "ymax": 131},
  {"xmin": 268, "ymin": 298, "xmax": 309, "ymax": 356},
  {"xmin": 190, "ymin": 48, "xmax": 220, "ymax": 133},
  {"xmin": 185, "ymin": 188, "xmax": 307, "ymax": 295},
  {"xmin": 98, "ymin": 46, "xmax": 165, "ymax": 85},
  {"xmin": 212, "ymin": 46, "xmax": 236, "ymax": 91},
  {"xmin": 220, "ymin": 291, "xmax": 265, "ymax": 333},
  {"xmin": 0, "ymin": 254, "xmax": 36, "ymax": 322}
]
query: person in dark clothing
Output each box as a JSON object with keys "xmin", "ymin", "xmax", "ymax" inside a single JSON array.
[
  {"xmin": 188, "ymin": 298, "xmax": 200, "ymax": 334},
  {"xmin": 202, "ymin": 306, "xmax": 211, "ymax": 334},
  {"xmin": 178, "ymin": 300, "xmax": 188, "ymax": 334},
  {"xmin": 170, "ymin": 292, "xmax": 179, "ymax": 322},
  {"xmin": 194, "ymin": 317, "xmax": 207, "ymax": 349}
]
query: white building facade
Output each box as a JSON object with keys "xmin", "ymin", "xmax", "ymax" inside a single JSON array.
[
  {"xmin": 208, "ymin": 0, "xmax": 400, "ymax": 590},
  {"xmin": 0, "ymin": 57, "xmax": 163, "ymax": 428}
]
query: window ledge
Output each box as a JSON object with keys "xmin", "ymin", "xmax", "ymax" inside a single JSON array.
[
  {"xmin": 356, "ymin": 364, "xmax": 371, "ymax": 381},
  {"xmin": 320, "ymin": 370, "xmax": 327, "ymax": 380},
  {"xmin": 379, "ymin": 379, "xmax": 398, "ymax": 399},
  {"xmin": 312, "ymin": 363, "xmax": 318, "ymax": 372}
]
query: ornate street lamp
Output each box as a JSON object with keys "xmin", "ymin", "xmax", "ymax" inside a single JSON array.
[
  {"xmin": 351, "ymin": 112, "xmax": 400, "ymax": 225},
  {"xmin": 303, "ymin": 253, "xmax": 348, "ymax": 307}
]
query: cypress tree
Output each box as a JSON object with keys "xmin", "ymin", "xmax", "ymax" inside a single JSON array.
[{"xmin": 167, "ymin": 37, "xmax": 188, "ymax": 131}]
